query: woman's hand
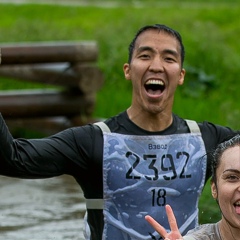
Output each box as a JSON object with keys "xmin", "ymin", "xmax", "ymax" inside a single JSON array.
[{"xmin": 145, "ymin": 204, "xmax": 183, "ymax": 240}]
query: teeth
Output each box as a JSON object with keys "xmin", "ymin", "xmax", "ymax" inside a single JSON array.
[
  {"xmin": 235, "ymin": 201, "xmax": 240, "ymax": 206},
  {"xmin": 146, "ymin": 80, "xmax": 164, "ymax": 85}
]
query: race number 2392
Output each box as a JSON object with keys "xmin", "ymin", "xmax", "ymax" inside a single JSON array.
[{"xmin": 125, "ymin": 151, "xmax": 191, "ymax": 180}]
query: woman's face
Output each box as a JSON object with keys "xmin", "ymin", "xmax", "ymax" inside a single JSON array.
[{"xmin": 211, "ymin": 145, "xmax": 240, "ymax": 228}]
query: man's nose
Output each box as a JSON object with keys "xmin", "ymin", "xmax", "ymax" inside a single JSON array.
[{"xmin": 149, "ymin": 57, "xmax": 164, "ymax": 72}]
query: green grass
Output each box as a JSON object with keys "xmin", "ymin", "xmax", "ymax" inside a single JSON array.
[{"xmin": 0, "ymin": 0, "xmax": 239, "ymax": 225}]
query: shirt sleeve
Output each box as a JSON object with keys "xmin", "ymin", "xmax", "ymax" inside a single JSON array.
[{"xmin": 0, "ymin": 113, "xmax": 94, "ymax": 178}]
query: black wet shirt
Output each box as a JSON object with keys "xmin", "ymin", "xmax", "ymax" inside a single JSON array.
[{"xmin": 0, "ymin": 111, "xmax": 238, "ymax": 239}]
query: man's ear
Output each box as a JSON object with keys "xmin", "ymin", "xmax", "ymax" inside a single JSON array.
[
  {"xmin": 123, "ymin": 63, "xmax": 131, "ymax": 80},
  {"xmin": 178, "ymin": 68, "xmax": 185, "ymax": 85},
  {"xmin": 211, "ymin": 182, "xmax": 218, "ymax": 200}
]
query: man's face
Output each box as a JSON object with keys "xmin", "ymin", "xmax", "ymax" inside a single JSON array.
[{"xmin": 123, "ymin": 29, "xmax": 185, "ymax": 115}]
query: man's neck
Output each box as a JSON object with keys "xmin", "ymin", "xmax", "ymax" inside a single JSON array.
[{"xmin": 127, "ymin": 107, "xmax": 173, "ymax": 132}]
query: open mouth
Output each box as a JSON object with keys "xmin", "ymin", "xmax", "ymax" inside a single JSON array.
[
  {"xmin": 144, "ymin": 79, "xmax": 165, "ymax": 96},
  {"xmin": 234, "ymin": 201, "xmax": 240, "ymax": 214}
]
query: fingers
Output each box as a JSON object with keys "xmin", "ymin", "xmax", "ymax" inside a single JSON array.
[
  {"xmin": 165, "ymin": 204, "xmax": 183, "ymax": 239},
  {"xmin": 145, "ymin": 204, "xmax": 183, "ymax": 240},
  {"xmin": 145, "ymin": 215, "xmax": 167, "ymax": 238},
  {"xmin": 165, "ymin": 204, "xmax": 179, "ymax": 231}
]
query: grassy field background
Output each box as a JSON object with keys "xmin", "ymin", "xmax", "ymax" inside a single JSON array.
[{"xmin": 0, "ymin": 0, "xmax": 239, "ymax": 225}]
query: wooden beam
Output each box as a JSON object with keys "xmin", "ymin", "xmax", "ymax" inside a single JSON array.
[
  {"xmin": 0, "ymin": 63, "xmax": 104, "ymax": 93},
  {"xmin": 0, "ymin": 41, "xmax": 99, "ymax": 64},
  {"xmin": 0, "ymin": 89, "xmax": 95, "ymax": 118}
]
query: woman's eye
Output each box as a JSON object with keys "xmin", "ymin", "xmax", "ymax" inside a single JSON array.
[{"xmin": 226, "ymin": 175, "xmax": 239, "ymax": 181}]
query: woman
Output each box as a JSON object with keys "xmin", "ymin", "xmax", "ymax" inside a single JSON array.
[{"xmin": 145, "ymin": 134, "xmax": 240, "ymax": 240}]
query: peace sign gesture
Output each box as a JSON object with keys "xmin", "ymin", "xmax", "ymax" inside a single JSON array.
[{"xmin": 145, "ymin": 204, "xmax": 184, "ymax": 240}]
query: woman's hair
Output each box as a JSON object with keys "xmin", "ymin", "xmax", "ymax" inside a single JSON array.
[
  {"xmin": 211, "ymin": 134, "xmax": 240, "ymax": 184},
  {"xmin": 127, "ymin": 24, "xmax": 185, "ymax": 66}
]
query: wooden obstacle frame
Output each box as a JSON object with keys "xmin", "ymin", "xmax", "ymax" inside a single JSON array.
[{"xmin": 0, "ymin": 41, "xmax": 104, "ymax": 135}]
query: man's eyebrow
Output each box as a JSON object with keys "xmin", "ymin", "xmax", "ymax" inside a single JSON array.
[
  {"xmin": 136, "ymin": 46, "xmax": 179, "ymax": 57},
  {"xmin": 136, "ymin": 46, "xmax": 154, "ymax": 53},
  {"xmin": 163, "ymin": 49, "xmax": 179, "ymax": 57}
]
